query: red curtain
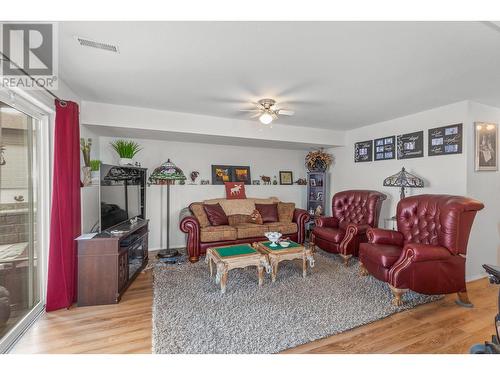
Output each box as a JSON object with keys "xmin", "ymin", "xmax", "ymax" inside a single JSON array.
[{"xmin": 46, "ymin": 100, "xmax": 81, "ymax": 312}]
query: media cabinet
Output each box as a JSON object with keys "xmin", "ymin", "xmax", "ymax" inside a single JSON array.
[{"xmin": 77, "ymin": 219, "xmax": 149, "ymax": 306}]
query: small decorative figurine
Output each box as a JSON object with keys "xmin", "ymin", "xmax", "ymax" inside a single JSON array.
[
  {"xmin": 201, "ymin": 179, "xmax": 210, "ymax": 185},
  {"xmin": 260, "ymin": 175, "xmax": 271, "ymax": 185},
  {"xmin": 314, "ymin": 205, "xmax": 323, "ymax": 216},
  {"xmin": 294, "ymin": 178, "xmax": 307, "ymax": 185},
  {"xmin": 189, "ymin": 171, "xmax": 200, "ymax": 184},
  {"xmin": 272, "ymin": 176, "xmax": 278, "ymax": 185}
]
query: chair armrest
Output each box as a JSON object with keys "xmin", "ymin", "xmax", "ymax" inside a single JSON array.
[
  {"xmin": 315, "ymin": 216, "xmax": 339, "ymax": 228},
  {"xmin": 339, "ymin": 223, "xmax": 372, "ymax": 256},
  {"xmin": 400, "ymin": 243, "xmax": 453, "ymax": 262},
  {"xmin": 293, "ymin": 209, "xmax": 310, "ymax": 244},
  {"xmin": 346, "ymin": 223, "xmax": 371, "ymax": 235},
  {"xmin": 366, "ymin": 228, "xmax": 404, "ymax": 246}
]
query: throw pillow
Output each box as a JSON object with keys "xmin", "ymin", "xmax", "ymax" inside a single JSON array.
[
  {"xmin": 189, "ymin": 203, "xmax": 211, "ymax": 228},
  {"xmin": 224, "ymin": 182, "xmax": 247, "ymax": 199},
  {"xmin": 228, "ymin": 214, "xmax": 251, "ymax": 226},
  {"xmin": 255, "ymin": 203, "xmax": 278, "ymax": 223},
  {"xmin": 250, "ymin": 209, "xmax": 263, "ymax": 225},
  {"xmin": 203, "ymin": 203, "xmax": 229, "ymax": 226},
  {"xmin": 278, "ymin": 202, "xmax": 295, "ymax": 223}
]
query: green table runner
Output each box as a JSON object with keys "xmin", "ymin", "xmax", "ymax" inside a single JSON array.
[
  {"xmin": 261, "ymin": 241, "xmax": 301, "ymax": 251},
  {"xmin": 214, "ymin": 244, "xmax": 257, "ymax": 258}
]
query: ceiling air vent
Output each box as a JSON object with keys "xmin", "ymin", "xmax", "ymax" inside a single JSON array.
[{"xmin": 76, "ymin": 37, "xmax": 119, "ymax": 53}]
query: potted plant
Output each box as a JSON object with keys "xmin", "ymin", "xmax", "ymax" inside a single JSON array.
[
  {"xmin": 80, "ymin": 138, "xmax": 92, "ymax": 186},
  {"xmin": 90, "ymin": 160, "xmax": 101, "ymax": 185},
  {"xmin": 305, "ymin": 148, "xmax": 333, "ymax": 172},
  {"xmin": 110, "ymin": 139, "xmax": 142, "ymax": 166}
]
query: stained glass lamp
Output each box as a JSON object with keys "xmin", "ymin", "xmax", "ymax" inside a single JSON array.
[
  {"xmin": 383, "ymin": 167, "xmax": 424, "ymax": 200},
  {"xmin": 149, "ymin": 159, "xmax": 186, "ymax": 256}
]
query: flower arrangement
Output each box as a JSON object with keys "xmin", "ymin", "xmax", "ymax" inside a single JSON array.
[
  {"xmin": 89, "ymin": 160, "xmax": 101, "ymax": 172},
  {"xmin": 305, "ymin": 148, "xmax": 333, "ymax": 172},
  {"xmin": 110, "ymin": 139, "xmax": 142, "ymax": 159},
  {"xmin": 80, "ymin": 138, "xmax": 92, "ymax": 167}
]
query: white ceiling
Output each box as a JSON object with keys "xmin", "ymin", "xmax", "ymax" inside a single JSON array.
[{"xmin": 59, "ymin": 21, "xmax": 500, "ymax": 130}]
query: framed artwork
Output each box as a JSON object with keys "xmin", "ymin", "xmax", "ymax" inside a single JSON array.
[
  {"xmin": 310, "ymin": 178, "xmax": 316, "ymax": 187},
  {"xmin": 428, "ymin": 123, "xmax": 463, "ymax": 156},
  {"xmin": 397, "ymin": 131, "xmax": 424, "ymax": 159},
  {"xmin": 354, "ymin": 140, "xmax": 373, "ymax": 162},
  {"xmin": 475, "ymin": 122, "xmax": 498, "ymax": 171},
  {"xmin": 211, "ymin": 165, "xmax": 252, "ymax": 184},
  {"xmin": 279, "ymin": 171, "xmax": 293, "ymax": 185},
  {"xmin": 374, "ymin": 136, "xmax": 396, "ymax": 161}
]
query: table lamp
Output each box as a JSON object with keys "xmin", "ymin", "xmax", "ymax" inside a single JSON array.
[
  {"xmin": 383, "ymin": 167, "xmax": 424, "ymax": 200},
  {"xmin": 149, "ymin": 159, "xmax": 186, "ymax": 257}
]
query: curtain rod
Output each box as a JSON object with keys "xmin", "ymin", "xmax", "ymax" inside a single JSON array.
[{"xmin": 0, "ymin": 51, "xmax": 66, "ymax": 105}]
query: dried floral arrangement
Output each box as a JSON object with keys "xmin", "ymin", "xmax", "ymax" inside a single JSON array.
[
  {"xmin": 80, "ymin": 138, "xmax": 92, "ymax": 167},
  {"xmin": 305, "ymin": 148, "xmax": 333, "ymax": 172}
]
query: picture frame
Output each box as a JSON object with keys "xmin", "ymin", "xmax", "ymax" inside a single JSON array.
[
  {"xmin": 354, "ymin": 140, "xmax": 373, "ymax": 162},
  {"xmin": 475, "ymin": 122, "xmax": 498, "ymax": 171},
  {"xmin": 211, "ymin": 165, "xmax": 252, "ymax": 185},
  {"xmin": 279, "ymin": 171, "xmax": 293, "ymax": 185},
  {"xmin": 428, "ymin": 123, "xmax": 463, "ymax": 156},
  {"xmin": 397, "ymin": 131, "xmax": 424, "ymax": 159},
  {"xmin": 374, "ymin": 136, "xmax": 396, "ymax": 161},
  {"xmin": 310, "ymin": 178, "xmax": 316, "ymax": 187}
]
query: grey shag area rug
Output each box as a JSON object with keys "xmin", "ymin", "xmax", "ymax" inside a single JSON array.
[{"xmin": 152, "ymin": 252, "xmax": 441, "ymax": 354}]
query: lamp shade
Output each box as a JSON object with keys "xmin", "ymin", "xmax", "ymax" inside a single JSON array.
[
  {"xmin": 383, "ymin": 167, "xmax": 424, "ymax": 200},
  {"xmin": 383, "ymin": 167, "xmax": 424, "ymax": 189},
  {"xmin": 149, "ymin": 159, "xmax": 186, "ymax": 184}
]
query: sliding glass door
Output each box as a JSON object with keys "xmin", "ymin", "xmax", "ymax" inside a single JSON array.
[{"xmin": 0, "ymin": 100, "xmax": 42, "ymax": 351}]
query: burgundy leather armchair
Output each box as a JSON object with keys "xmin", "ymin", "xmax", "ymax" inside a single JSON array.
[
  {"xmin": 359, "ymin": 194, "xmax": 484, "ymax": 307},
  {"xmin": 311, "ymin": 190, "xmax": 387, "ymax": 265}
]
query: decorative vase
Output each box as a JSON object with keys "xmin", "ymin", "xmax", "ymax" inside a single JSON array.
[
  {"xmin": 91, "ymin": 171, "xmax": 100, "ymax": 185},
  {"xmin": 82, "ymin": 166, "xmax": 92, "ymax": 187},
  {"xmin": 265, "ymin": 231, "xmax": 282, "ymax": 247},
  {"xmin": 119, "ymin": 158, "xmax": 134, "ymax": 166}
]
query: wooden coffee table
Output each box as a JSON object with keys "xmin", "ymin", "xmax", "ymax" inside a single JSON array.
[
  {"xmin": 253, "ymin": 241, "xmax": 315, "ymax": 282},
  {"xmin": 205, "ymin": 244, "xmax": 270, "ymax": 294}
]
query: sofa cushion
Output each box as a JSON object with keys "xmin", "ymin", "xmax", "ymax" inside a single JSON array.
[
  {"xmin": 253, "ymin": 197, "xmax": 280, "ymax": 205},
  {"xmin": 360, "ymin": 243, "xmax": 402, "ymax": 269},
  {"xmin": 203, "ymin": 203, "xmax": 229, "ymax": 226},
  {"xmin": 224, "ymin": 182, "xmax": 247, "ymax": 199},
  {"xmin": 277, "ymin": 202, "xmax": 295, "ymax": 223},
  {"xmin": 250, "ymin": 209, "xmax": 263, "ymax": 225},
  {"xmin": 267, "ymin": 222, "xmax": 298, "ymax": 235},
  {"xmin": 189, "ymin": 202, "xmax": 211, "ymax": 228},
  {"xmin": 233, "ymin": 223, "xmax": 269, "ymax": 239},
  {"xmin": 200, "ymin": 225, "xmax": 237, "ymax": 243},
  {"xmin": 228, "ymin": 214, "xmax": 251, "ymax": 226},
  {"xmin": 313, "ymin": 226, "xmax": 346, "ymax": 243},
  {"xmin": 255, "ymin": 203, "xmax": 279, "ymax": 223}
]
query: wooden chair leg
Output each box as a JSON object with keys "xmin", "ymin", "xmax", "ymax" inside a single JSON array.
[
  {"xmin": 340, "ymin": 254, "xmax": 352, "ymax": 266},
  {"xmin": 359, "ymin": 262, "xmax": 369, "ymax": 276},
  {"xmin": 456, "ymin": 290, "xmax": 474, "ymax": 308},
  {"xmin": 389, "ymin": 285, "xmax": 408, "ymax": 307}
]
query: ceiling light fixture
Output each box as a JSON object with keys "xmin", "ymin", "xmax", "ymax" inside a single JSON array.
[{"xmin": 259, "ymin": 112, "xmax": 273, "ymax": 125}]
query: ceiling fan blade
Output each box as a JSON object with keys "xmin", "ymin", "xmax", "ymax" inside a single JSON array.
[
  {"xmin": 250, "ymin": 112, "xmax": 262, "ymax": 118},
  {"xmin": 277, "ymin": 109, "xmax": 295, "ymax": 116},
  {"xmin": 239, "ymin": 109, "xmax": 261, "ymax": 112}
]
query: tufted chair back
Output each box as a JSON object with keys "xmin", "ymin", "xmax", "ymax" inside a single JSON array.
[
  {"xmin": 332, "ymin": 190, "xmax": 387, "ymax": 229},
  {"xmin": 396, "ymin": 194, "xmax": 484, "ymax": 255}
]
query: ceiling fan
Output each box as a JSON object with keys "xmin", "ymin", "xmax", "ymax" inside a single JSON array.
[{"xmin": 240, "ymin": 98, "xmax": 295, "ymax": 125}]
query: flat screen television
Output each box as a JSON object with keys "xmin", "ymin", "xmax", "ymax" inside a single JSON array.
[{"xmin": 99, "ymin": 164, "xmax": 147, "ymax": 231}]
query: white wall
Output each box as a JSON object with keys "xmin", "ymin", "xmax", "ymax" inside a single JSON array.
[
  {"xmin": 331, "ymin": 101, "xmax": 469, "ymax": 223},
  {"xmin": 95, "ymin": 136, "xmax": 309, "ymax": 249},
  {"xmin": 465, "ymin": 102, "xmax": 500, "ymax": 279},
  {"xmin": 329, "ymin": 100, "xmax": 500, "ymax": 280}
]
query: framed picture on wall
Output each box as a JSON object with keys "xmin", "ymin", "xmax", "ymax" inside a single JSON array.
[
  {"xmin": 211, "ymin": 165, "xmax": 233, "ymax": 184},
  {"xmin": 428, "ymin": 123, "xmax": 463, "ymax": 156},
  {"xmin": 354, "ymin": 140, "xmax": 373, "ymax": 162},
  {"xmin": 397, "ymin": 131, "xmax": 424, "ymax": 159},
  {"xmin": 232, "ymin": 166, "xmax": 251, "ymax": 184},
  {"xmin": 475, "ymin": 122, "xmax": 498, "ymax": 171},
  {"xmin": 279, "ymin": 171, "xmax": 293, "ymax": 185},
  {"xmin": 374, "ymin": 136, "xmax": 396, "ymax": 160}
]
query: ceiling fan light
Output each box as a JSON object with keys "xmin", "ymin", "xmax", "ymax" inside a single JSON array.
[{"xmin": 259, "ymin": 112, "xmax": 273, "ymax": 125}]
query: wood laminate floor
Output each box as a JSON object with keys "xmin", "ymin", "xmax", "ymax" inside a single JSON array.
[{"xmin": 10, "ymin": 269, "xmax": 498, "ymax": 354}]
